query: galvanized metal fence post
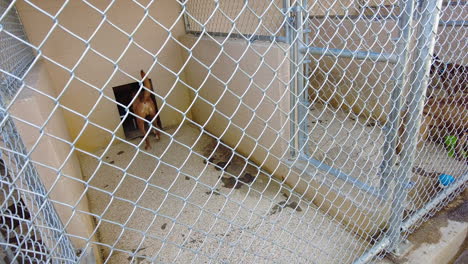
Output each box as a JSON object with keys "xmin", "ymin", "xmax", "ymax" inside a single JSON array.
[
  {"xmin": 285, "ymin": 0, "xmax": 297, "ymax": 157},
  {"xmin": 289, "ymin": 0, "xmax": 309, "ymax": 158},
  {"xmin": 296, "ymin": 1, "xmax": 309, "ymax": 158},
  {"xmin": 387, "ymin": 0, "xmax": 444, "ymax": 252},
  {"xmin": 379, "ymin": 0, "xmax": 416, "ymax": 196},
  {"xmin": 354, "ymin": 0, "xmax": 445, "ymax": 262}
]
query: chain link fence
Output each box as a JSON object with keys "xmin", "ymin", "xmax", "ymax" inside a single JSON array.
[{"xmin": 0, "ymin": 0, "xmax": 466, "ymax": 263}]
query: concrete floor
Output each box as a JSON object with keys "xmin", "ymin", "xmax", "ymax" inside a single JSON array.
[
  {"xmin": 78, "ymin": 108, "xmax": 467, "ymax": 263},
  {"xmin": 78, "ymin": 124, "xmax": 366, "ymax": 264},
  {"xmin": 306, "ymin": 104, "xmax": 467, "ymax": 212}
]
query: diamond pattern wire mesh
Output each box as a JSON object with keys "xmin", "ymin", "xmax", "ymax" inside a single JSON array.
[
  {"xmin": 400, "ymin": 0, "xmax": 467, "ymax": 235},
  {"xmin": 0, "ymin": 1, "xmax": 78, "ymax": 263},
  {"xmin": 0, "ymin": 0, "xmax": 466, "ymax": 263}
]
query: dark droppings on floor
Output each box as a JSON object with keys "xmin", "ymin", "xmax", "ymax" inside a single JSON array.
[
  {"xmin": 242, "ymin": 173, "xmax": 255, "ymax": 184},
  {"xmin": 269, "ymin": 201, "xmax": 286, "ymax": 215},
  {"xmin": 269, "ymin": 200, "xmax": 303, "ymax": 215},
  {"xmin": 109, "ymin": 161, "xmax": 115, "ymax": 164},
  {"xmin": 310, "ymin": 120, "xmax": 325, "ymax": 124},
  {"xmin": 104, "ymin": 184, "xmax": 109, "ymax": 188},
  {"xmin": 185, "ymin": 176, "xmax": 190, "ymax": 180},
  {"xmin": 287, "ymin": 201, "xmax": 302, "ymax": 212},
  {"xmin": 131, "ymin": 247, "xmax": 146, "ymax": 253},
  {"xmin": 203, "ymin": 157, "xmax": 215, "ymax": 164},
  {"xmin": 221, "ymin": 173, "xmax": 256, "ymax": 189},
  {"xmin": 189, "ymin": 239, "xmax": 202, "ymax": 244},
  {"xmin": 117, "ymin": 151, "xmax": 124, "ymax": 155},
  {"xmin": 215, "ymin": 161, "xmax": 229, "ymax": 171},
  {"xmin": 127, "ymin": 255, "xmax": 147, "ymax": 262},
  {"xmin": 205, "ymin": 189, "xmax": 221, "ymax": 196},
  {"xmin": 412, "ymin": 167, "xmax": 440, "ymax": 178},
  {"xmin": 221, "ymin": 177, "xmax": 242, "ymax": 189},
  {"xmin": 127, "ymin": 247, "xmax": 147, "ymax": 261},
  {"xmin": 161, "ymin": 223, "xmax": 167, "ymax": 230}
]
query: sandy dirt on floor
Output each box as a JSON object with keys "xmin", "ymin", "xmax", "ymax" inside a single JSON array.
[
  {"xmin": 78, "ymin": 124, "xmax": 367, "ymax": 264},
  {"xmin": 77, "ymin": 107, "xmax": 466, "ymax": 263}
]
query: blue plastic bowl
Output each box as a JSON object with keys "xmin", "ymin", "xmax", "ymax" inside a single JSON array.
[{"xmin": 438, "ymin": 174, "xmax": 455, "ymax": 187}]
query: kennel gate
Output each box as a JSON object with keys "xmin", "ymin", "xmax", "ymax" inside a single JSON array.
[
  {"xmin": 287, "ymin": 0, "xmax": 467, "ymax": 262},
  {"xmin": 185, "ymin": 0, "xmax": 467, "ymax": 261}
]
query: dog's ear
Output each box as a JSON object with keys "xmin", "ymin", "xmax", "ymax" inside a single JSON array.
[
  {"xmin": 140, "ymin": 70, "xmax": 153, "ymax": 90},
  {"xmin": 140, "ymin": 70, "xmax": 146, "ymax": 79}
]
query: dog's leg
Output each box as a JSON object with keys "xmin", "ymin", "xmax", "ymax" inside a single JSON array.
[
  {"xmin": 136, "ymin": 117, "xmax": 151, "ymax": 150},
  {"xmin": 149, "ymin": 113, "xmax": 161, "ymax": 140}
]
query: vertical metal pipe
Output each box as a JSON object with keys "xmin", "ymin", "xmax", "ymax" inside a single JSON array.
[
  {"xmin": 181, "ymin": 0, "xmax": 190, "ymax": 34},
  {"xmin": 380, "ymin": 0, "xmax": 416, "ymax": 196},
  {"xmin": 295, "ymin": 2, "xmax": 309, "ymax": 157},
  {"xmin": 283, "ymin": 0, "xmax": 291, "ymax": 42},
  {"xmin": 286, "ymin": 0, "xmax": 297, "ymax": 157},
  {"xmin": 387, "ymin": 0, "xmax": 444, "ymax": 250}
]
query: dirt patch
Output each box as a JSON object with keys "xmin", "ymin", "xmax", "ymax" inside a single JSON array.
[
  {"xmin": 448, "ymin": 201, "xmax": 468, "ymax": 222},
  {"xmin": 221, "ymin": 173, "xmax": 257, "ymax": 189},
  {"xmin": 201, "ymin": 135, "xmax": 259, "ymax": 185}
]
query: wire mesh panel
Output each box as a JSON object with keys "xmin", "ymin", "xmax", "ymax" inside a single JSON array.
[
  {"xmin": 184, "ymin": 0, "xmax": 286, "ymax": 40},
  {"xmin": 400, "ymin": 0, "xmax": 467, "ymax": 234},
  {"xmin": 0, "ymin": 1, "xmax": 78, "ymax": 263},
  {"xmin": 0, "ymin": 0, "xmax": 465, "ymax": 263}
]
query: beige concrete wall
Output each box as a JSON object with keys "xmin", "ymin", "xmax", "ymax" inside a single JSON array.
[
  {"xmin": 16, "ymin": 0, "xmax": 192, "ymax": 152},
  {"xmin": 9, "ymin": 60, "xmax": 101, "ymax": 262},
  {"xmin": 180, "ymin": 35, "xmax": 290, "ymax": 165},
  {"xmin": 307, "ymin": 17, "xmax": 399, "ymax": 124}
]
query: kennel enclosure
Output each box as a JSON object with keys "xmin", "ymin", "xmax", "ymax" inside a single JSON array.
[{"xmin": 0, "ymin": 0, "xmax": 467, "ymax": 263}]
